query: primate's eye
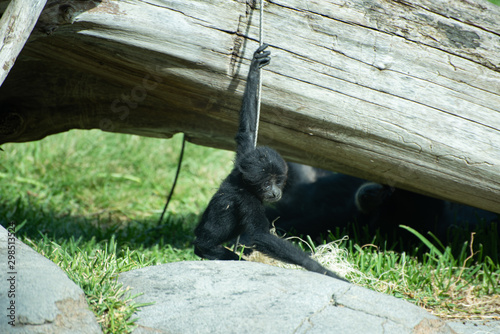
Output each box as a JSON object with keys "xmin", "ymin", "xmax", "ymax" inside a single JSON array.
[{"xmin": 276, "ymin": 177, "xmax": 285, "ymax": 187}]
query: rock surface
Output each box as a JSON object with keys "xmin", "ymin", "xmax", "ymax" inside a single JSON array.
[
  {"xmin": 447, "ymin": 320, "xmax": 500, "ymax": 334},
  {"xmin": 118, "ymin": 261, "xmax": 455, "ymax": 334},
  {"xmin": 0, "ymin": 225, "xmax": 102, "ymax": 333}
]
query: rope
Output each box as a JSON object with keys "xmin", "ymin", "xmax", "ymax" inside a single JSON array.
[
  {"xmin": 158, "ymin": 133, "xmax": 186, "ymax": 226},
  {"xmin": 259, "ymin": 0, "xmax": 264, "ymax": 47},
  {"xmin": 253, "ymin": 0, "xmax": 264, "ymax": 149}
]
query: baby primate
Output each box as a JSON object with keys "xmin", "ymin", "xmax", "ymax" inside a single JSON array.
[{"xmin": 194, "ymin": 44, "xmax": 345, "ymax": 280}]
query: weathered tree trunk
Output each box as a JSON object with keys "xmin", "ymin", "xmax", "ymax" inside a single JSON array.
[
  {"xmin": 0, "ymin": 0, "xmax": 499, "ymax": 213},
  {"xmin": 0, "ymin": 0, "xmax": 47, "ymax": 85}
]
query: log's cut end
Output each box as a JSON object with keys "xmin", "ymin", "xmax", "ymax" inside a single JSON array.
[{"xmin": 0, "ymin": 0, "xmax": 499, "ymax": 213}]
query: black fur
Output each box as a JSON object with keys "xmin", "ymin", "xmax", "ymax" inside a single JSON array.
[
  {"xmin": 266, "ymin": 170, "xmax": 367, "ymax": 238},
  {"xmin": 194, "ymin": 45, "xmax": 346, "ymax": 280},
  {"xmin": 267, "ymin": 164, "xmax": 499, "ymax": 243}
]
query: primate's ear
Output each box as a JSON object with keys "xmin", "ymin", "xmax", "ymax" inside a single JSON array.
[{"xmin": 236, "ymin": 162, "xmax": 245, "ymax": 175}]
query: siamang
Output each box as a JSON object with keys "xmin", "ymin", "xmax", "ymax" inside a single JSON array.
[
  {"xmin": 359, "ymin": 185, "xmax": 499, "ymax": 242},
  {"xmin": 193, "ymin": 45, "xmax": 346, "ymax": 281},
  {"xmin": 265, "ymin": 164, "xmax": 369, "ymax": 238},
  {"xmin": 267, "ymin": 163, "xmax": 499, "ymax": 242}
]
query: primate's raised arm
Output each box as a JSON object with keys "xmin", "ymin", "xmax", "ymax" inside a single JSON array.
[{"xmin": 235, "ymin": 44, "xmax": 271, "ymax": 159}]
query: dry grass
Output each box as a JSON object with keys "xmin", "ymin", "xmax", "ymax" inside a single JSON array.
[{"xmin": 243, "ymin": 236, "xmax": 361, "ymax": 281}]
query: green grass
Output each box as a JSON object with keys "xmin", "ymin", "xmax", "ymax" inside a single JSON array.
[
  {"xmin": 1, "ymin": 130, "xmax": 499, "ymax": 332},
  {"xmin": 1, "ymin": 130, "xmax": 232, "ymax": 332},
  {"xmin": 346, "ymin": 231, "xmax": 499, "ymax": 319}
]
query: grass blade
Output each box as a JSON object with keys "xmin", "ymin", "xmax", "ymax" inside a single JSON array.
[{"xmin": 399, "ymin": 225, "xmax": 443, "ymax": 257}]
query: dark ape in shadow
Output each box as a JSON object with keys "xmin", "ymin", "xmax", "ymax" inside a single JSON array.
[{"xmin": 266, "ymin": 163, "xmax": 499, "ymax": 242}]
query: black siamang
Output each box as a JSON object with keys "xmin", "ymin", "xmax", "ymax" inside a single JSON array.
[
  {"xmin": 267, "ymin": 163, "xmax": 499, "ymax": 243},
  {"xmin": 265, "ymin": 165, "xmax": 369, "ymax": 238},
  {"xmin": 194, "ymin": 45, "xmax": 346, "ymax": 280}
]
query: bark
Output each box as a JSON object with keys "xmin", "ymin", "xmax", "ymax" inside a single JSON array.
[{"xmin": 0, "ymin": 0, "xmax": 47, "ymax": 85}]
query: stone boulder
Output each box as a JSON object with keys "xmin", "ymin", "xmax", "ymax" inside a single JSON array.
[
  {"xmin": 447, "ymin": 320, "xmax": 500, "ymax": 334},
  {"xmin": 0, "ymin": 225, "xmax": 102, "ymax": 333},
  {"xmin": 119, "ymin": 261, "xmax": 455, "ymax": 334}
]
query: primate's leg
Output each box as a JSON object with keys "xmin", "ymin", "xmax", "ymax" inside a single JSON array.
[
  {"xmin": 194, "ymin": 212, "xmax": 243, "ymax": 261},
  {"xmin": 252, "ymin": 232, "xmax": 346, "ymax": 281},
  {"xmin": 194, "ymin": 241, "xmax": 241, "ymax": 260},
  {"xmin": 194, "ymin": 226, "xmax": 241, "ymax": 260}
]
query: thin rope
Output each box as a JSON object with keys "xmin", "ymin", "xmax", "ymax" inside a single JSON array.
[
  {"xmin": 158, "ymin": 133, "xmax": 186, "ymax": 226},
  {"xmin": 259, "ymin": 0, "xmax": 264, "ymax": 47},
  {"xmin": 253, "ymin": 0, "xmax": 264, "ymax": 149}
]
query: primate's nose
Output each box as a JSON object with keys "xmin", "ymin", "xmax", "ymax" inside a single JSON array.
[{"xmin": 271, "ymin": 189, "xmax": 281, "ymax": 201}]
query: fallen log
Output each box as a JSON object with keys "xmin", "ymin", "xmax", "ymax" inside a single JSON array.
[
  {"xmin": 0, "ymin": 0, "xmax": 47, "ymax": 85},
  {"xmin": 0, "ymin": 0, "xmax": 499, "ymax": 213}
]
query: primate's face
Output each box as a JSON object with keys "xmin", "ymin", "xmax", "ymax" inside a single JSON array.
[
  {"xmin": 238, "ymin": 146, "xmax": 288, "ymax": 202},
  {"xmin": 260, "ymin": 174, "xmax": 287, "ymax": 203}
]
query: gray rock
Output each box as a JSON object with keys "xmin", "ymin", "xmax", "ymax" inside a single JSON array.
[
  {"xmin": 118, "ymin": 261, "xmax": 455, "ymax": 334},
  {"xmin": 0, "ymin": 225, "xmax": 102, "ymax": 334},
  {"xmin": 447, "ymin": 320, "xmax": 500, "ymax": 334}
]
